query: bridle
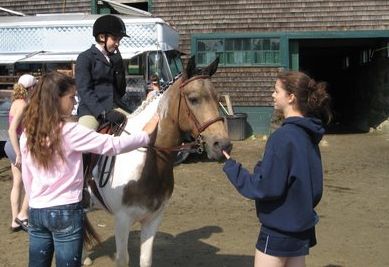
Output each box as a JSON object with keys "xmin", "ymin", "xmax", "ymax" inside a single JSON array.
[
  {"xmin": 178, "ymin": 75, "xmax": 224, "ymax": 137},
  {"xmin": 153, "ymin": 75, "xmax": 224, "ymax": 154}
]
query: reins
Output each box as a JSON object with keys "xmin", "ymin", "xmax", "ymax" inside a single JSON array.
[{"xmin": 151, "ymin": 135, "xmax": 205, "ymax": 154}]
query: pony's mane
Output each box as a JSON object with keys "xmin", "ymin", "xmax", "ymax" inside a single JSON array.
[
  {"xmin": 128, "ymin": 75, "xmax": 182, "ymax": 120},
  {"xmin": 123, "ymin": 93, "xmax": 162, "ymax": 133},
  {"xmin": 127, "ymin": 92, "xmax": 161, "ymax": 119}
]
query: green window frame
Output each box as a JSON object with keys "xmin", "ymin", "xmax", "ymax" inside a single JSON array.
[{"xmin": 196, "ymin": 37, "xmax": 281, "ymax": 66}]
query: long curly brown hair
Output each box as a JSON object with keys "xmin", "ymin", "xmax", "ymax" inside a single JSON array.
[{"xmin": 22, "ymin": 71, "xmax": 75, "ymax": 170}]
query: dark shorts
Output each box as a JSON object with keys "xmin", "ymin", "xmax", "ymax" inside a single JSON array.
[
  {"xmin": 4, "ymin": 140, "xmax": 16, "ymax": 164},
  {"xmin": 256, "ymin": 225, "xmax": 317, "ymax": 257}
]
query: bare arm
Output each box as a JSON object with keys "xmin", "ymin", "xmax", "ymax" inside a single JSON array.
[{"xmin": 8, "ymin": 100, "xmax": 26, "ymax": 167}]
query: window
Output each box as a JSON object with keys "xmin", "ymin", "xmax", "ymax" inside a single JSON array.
[
  {"xmin": 147, "ymin": 51, "xmax": 171, "ymax": 83},
  {"xmin": 165, "ymin": 50, "xmax": 183, "ymax": 78},
  {"xmin": 360, "ymin": 49, "xmax": 373, "ymax": 64},
  {"xmin": 126, "ymin": 55, "xmax": 144, "ymax": 75},
  {"xmin": 341, "ymin": 56, "xmax": 350, "ymax": 69},
  {"xmin": 196, "ymin": 37, "xmax": 280, "ymax": 66}
]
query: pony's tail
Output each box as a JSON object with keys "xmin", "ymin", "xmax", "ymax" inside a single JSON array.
[{"xmin": 84, "ymin": 214, "xmax": 101, "ymax": 248}]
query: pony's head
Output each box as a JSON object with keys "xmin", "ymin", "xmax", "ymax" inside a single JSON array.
[{"xmin": 177, "ymin": 56, "xmax": 232, "ymax": 160}]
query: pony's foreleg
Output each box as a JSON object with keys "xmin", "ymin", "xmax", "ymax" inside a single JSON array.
[
  {"xmin": 115, "ymin": 212, "xmax": 132, "ymax": 267},
  {"xmin": 139, "ymin": 211, "xmax": 164, "ymax": 267}
]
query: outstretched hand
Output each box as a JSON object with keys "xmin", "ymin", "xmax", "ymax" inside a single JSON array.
[
  {"xmin": 222, "ymin": 150, "xmax": 231, "ymax": 159},
  {"xmin": 143, "ymin": 114, "xmax": 159, "ymax": 135}
]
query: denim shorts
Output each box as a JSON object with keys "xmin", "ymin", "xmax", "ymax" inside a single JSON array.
[
  {"xmin": 256, "ymin": 225, "xmax": 317, "ymax": 257},
  {"xmin": 28, "ymin": 202, "xmax": 84, "ymax": 267},
  {"xmin": 4, "ymin": 140, "xmax": 16, "ymax": 164}
]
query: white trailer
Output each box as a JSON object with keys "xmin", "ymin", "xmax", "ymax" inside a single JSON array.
[
  {"xmin": 0, "ymin": 13, "xmax": 183, "ymax": 141},
  {"xmin": 0, "ymin": 13, "xmax": 180, "ymax": 68}
]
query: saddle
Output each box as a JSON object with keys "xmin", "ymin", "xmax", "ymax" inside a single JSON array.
[{"xmin": 82, "ymin": 118, "xmax": 127, "ymax": 212}]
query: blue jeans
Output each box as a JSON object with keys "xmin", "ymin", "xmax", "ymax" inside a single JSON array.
[{"xmin": 28, "ymin": 202, "xmax": 84, "ymax": 267}]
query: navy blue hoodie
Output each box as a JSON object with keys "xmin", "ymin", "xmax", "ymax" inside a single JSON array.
[{"xmin": 223, "ymin": 116, "xmax": 324, "ymax": 232}]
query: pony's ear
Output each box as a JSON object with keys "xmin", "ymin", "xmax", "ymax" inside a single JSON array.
[
  {"xmin": 185, "ymin": 55, "xmax": 197, "ymax": 79},
  {"xmin": 202, "ymin": 57, "xmax": 219, "ymax": 77},
  {"xmin": 185, "ymin": 56, "xmax": 219, "ymax": 79}
]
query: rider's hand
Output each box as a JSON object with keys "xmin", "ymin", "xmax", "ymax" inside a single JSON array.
[{"xmin": 143, "ymin": 114, "xmax": 159, "ymax": 135}]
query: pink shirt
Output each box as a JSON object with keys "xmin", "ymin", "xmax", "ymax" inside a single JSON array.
[{"xmin": 20, "ymin": 122, "xmax": 149, "ymax": 208}]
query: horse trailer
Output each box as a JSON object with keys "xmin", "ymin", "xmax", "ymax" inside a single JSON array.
[{"xmin": 0, "ymin": 13, "xmax": 183, "ymax": 141}]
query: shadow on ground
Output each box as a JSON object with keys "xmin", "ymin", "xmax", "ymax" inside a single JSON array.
[{"xmin": 88, "ymin": 225, "xmax": 253, "ymax": 267}]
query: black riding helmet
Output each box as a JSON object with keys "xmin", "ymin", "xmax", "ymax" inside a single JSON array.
[{"xmin": 93, "ymin": 14, "xmax": 129, "ymax": 38}]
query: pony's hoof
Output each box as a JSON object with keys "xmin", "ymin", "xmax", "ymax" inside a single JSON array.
[{"xmin": 83, "ymin": 256, "xmax": 93, "ymax": 266}]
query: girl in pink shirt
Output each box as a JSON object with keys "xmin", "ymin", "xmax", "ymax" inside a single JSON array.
[{"xmin": 20, "ymin": 71, "xmax": 158, "ymax": 267}]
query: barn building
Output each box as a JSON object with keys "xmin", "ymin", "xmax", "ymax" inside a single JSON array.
[
  {"xmin": 151, "ymin": 1, "xmax": 389, "ymax": 134},
  {"xmin": 1, "ymin": 0, "xmax": 389, "ymax": 134}
]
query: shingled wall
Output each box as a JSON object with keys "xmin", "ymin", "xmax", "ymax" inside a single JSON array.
[
  {"xmin": 152, "ymin": 0, "xmax": 389, "ymax": 106},
  {"xmin": 0, "ymin": 0, "xmax": 91, "ymax": 16},
  {"xmin": 1, "ymin": 0, "xmax": 388, "ymax": 109}
]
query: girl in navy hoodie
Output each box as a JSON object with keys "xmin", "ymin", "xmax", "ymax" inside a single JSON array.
[{"xmin": 223, "ymin": 71, "xmax": 331, "ymax": 267}]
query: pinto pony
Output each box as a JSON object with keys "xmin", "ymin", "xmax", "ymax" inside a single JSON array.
[{"xmin": 89, "ymin": 56, "xmax": 232, "ymax": 267}]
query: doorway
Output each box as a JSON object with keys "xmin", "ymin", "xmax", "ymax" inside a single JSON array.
[{"xmin": 294, "ymin": 37, "xmax": 389, "ymax": 132}]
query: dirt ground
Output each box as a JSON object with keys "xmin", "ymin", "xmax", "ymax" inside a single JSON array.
[{"xmin": 0, "ymin": 131, "xmax": 388, "ymax": 267}]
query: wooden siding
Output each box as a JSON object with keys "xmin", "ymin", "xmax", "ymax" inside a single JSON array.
[
  {"xmin": 0, "ymin": 0, "xmax": 91, "ymax": 16},
  {"xmin": 152, "ymin": 0, "xmax": 389, "ymax": 106},
  {"xmin": 213, "ymin": 67, "xmax": 279, "ymax": 107}
]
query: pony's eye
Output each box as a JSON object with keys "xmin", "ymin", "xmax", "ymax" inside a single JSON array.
[{"xmin": 188, "ymin": 96, "xmax": 199, "ymax": 105}]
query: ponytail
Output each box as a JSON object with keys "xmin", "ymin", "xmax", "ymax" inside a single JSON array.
[
  {"xmin": 307, "ymin": 79, "xmax": 332, "ymax": 123},
  {"xmin": 277, "ymin": 71, "xmax": 332, "ymax": 123}
]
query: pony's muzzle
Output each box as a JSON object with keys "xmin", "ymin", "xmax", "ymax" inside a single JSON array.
[{"xmin": 210, "ymin": 138, "xmax": 233, "ymax": 159}]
